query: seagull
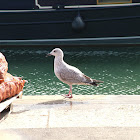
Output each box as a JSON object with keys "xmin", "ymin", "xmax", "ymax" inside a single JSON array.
[{"xmin": 47, "ymin": 48, "xmax": 104, "ymax": 98}]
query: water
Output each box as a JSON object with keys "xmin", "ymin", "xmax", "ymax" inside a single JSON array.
[{"xmin": 0, "ymin": 46, "xmax": 140, "ymax": 95}]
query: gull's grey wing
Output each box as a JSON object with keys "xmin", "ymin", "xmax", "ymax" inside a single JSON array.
[{"xmin": 59, "ymin": 68, "xmax": 92, "ymax": 85}]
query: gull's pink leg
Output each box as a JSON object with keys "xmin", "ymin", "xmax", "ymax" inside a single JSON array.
[
  {"xmin": 65, "ymin": 89, "xmax": 71, "ymax": 96},
  {"xmin": 62, "ymin": 85, "xmax": 73, "ymax": 98},
  {"xmin": 67, "ymin": 85, "xmax": 73, "ymax": 98}
]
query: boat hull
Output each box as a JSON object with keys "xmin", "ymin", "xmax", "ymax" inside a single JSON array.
[{"xmin": 0, "ymin": 4, "xmax": 140, "ymax": 45}]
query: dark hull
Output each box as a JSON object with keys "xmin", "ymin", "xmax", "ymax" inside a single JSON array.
[{"xmin": 0, "ymin": 4, "xmax": 140, "ymax": 45}]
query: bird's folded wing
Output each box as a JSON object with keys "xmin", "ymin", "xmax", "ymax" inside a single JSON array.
[{"xmin": 59, "ymin": 68, "xmax": 87, "ymax": 84}]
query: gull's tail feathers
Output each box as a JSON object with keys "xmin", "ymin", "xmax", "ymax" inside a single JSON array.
[
  {"xmin": 90, "ymin": 79, "xmax": 104, "ymax": 86},
  {"xmin": 83, "ymin": 75, "xmax": 104, "ymax": 86}
]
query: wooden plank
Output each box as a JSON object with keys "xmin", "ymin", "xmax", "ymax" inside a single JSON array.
[
  {"xmin": 0, "ymin": 91, "xmax": 22, "ymax": 122},
  {"xmin": 0, "ymin": 103, "xmax": 13, "ymax": 122},
  {"xmin": 17, "ymin": 91, "xmax": 23, "ymax": 99},
  {"xmin": 0, "ymin": 91, "xmax": 22, "ymax": 112}
]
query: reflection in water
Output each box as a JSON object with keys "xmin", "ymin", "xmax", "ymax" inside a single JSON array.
[{"xmin": 1, "ymin": 46, "xmax": 140, "ymax": 95}]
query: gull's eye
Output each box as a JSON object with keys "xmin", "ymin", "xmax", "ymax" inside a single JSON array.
[{"xmin": 54, "ymin": 50, "xmax": 56, "ymax": 53}]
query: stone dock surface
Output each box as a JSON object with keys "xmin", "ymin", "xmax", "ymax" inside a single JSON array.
[{"xmin": 0, "ymin": 95, "xmax": 140, "ymax": 140}]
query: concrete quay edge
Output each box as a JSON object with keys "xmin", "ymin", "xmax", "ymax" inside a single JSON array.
[{"xmin": 0, "ymin": 95, "xmax": 140, "ymax": 140}]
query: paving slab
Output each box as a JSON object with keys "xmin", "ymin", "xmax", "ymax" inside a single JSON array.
[
  {"xmin": 1, "ymin": 128, "xmax": 140, "ymax": 140},
  {"xmin": 0, "ymin": 95, "xmax": 140, "ymax": 140}
]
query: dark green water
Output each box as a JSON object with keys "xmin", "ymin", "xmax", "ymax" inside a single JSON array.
[{"xmin": 0, "ymin": 46, "xmax": 140, "ymax": 95}]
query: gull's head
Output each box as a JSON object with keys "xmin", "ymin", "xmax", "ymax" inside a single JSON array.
[{"xmin": 47, "ymin": 48, "xmax": 64, "ymax": 58}]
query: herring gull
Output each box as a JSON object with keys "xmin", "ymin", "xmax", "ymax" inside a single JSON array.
[{"xmin": 47, "ymin": 48, "xmax": 104, "ymax": 98}]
